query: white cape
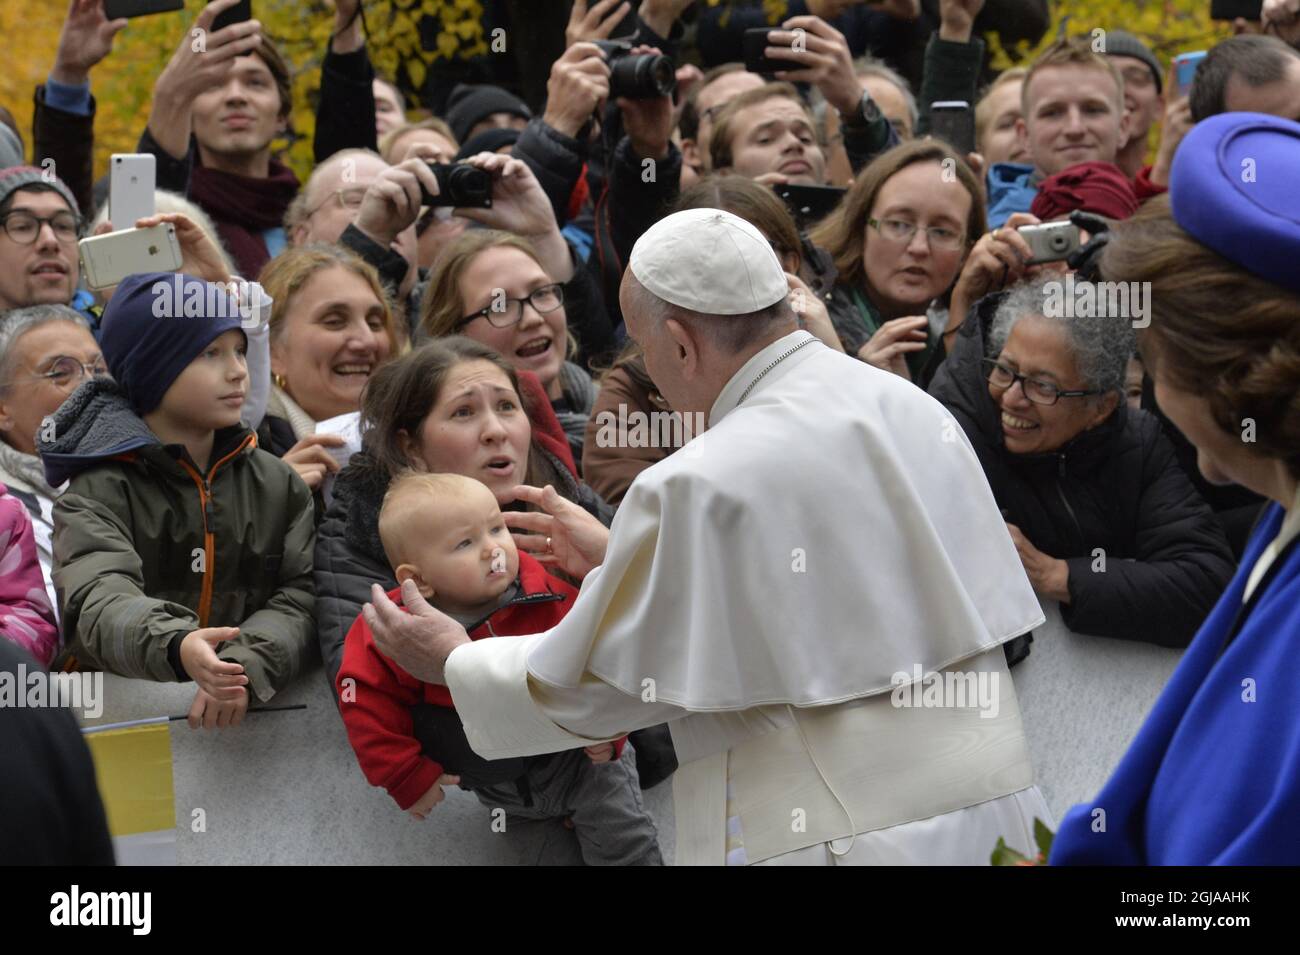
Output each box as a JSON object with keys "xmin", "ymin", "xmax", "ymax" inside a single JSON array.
[{"xmin": 526, "ymin": 331, "xmax": 1044, "ymax": 710}]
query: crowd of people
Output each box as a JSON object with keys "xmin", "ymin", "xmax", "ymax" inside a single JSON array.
[{"xmin": 1, "ymin": 0, "xmax": 1299, "ymax": 866}]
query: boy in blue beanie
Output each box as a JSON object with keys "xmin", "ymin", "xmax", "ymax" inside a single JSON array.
[{"xmin": 40, "ymin": 272, "xmax": 316, "ymax": 730}]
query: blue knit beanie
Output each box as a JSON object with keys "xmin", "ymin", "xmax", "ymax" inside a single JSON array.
[{"xmin": 99, "ymin": 272, "xmax": 247, "ymax": 415}]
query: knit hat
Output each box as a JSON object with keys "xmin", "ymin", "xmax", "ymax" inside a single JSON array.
[
  {"xmin": 443, "ymin": 84, "xmax": 531, "ymax": 144},
  {"xmin": 455, "ymin": 126, "xmax": 520, "ymax": 160},
  {"xmin": 1030, "ymin": 161, "xmax": 1139, "ymax": 221},
  {"xmin": 99, "ymin": 272, "xmax": 248, "ymax": 415},
  {"xmin": 1101, "ymin": 30, "xmax": 1163, "ymax": 94},
  {"xmin": 1170, "ymin": 111, "xmax": 1300, "ymax": 295},
  {"xmin": 0, "ymin": 165, "xmax": 80, "ymax": 218},
  {"xmin": 0, "ymin": 123, "xmax": 23, "ymax": 170}
]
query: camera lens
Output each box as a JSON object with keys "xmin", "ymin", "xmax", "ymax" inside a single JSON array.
[
  {"xmin": 1049, "ymin": 233, "xmax": 1069, "ymax": 252},
  {"xmin": 446, "ymin": 166, "xmax": 492, "ymax": 207},
  {"xmin": 611, "ymin": 53, "xmax": 676, "ymax": 99}
]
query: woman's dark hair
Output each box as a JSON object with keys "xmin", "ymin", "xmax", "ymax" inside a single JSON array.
[
  {"xmin": 358, "ymin": 336, "xmax": 568, "ymax": 491},
  {"xmin": 1101, "ymin": 194, "xmax": 1300, "ymax": 480}
]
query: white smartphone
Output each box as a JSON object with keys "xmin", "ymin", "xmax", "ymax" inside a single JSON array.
[
  {"xmin": 109, "ymin": 154, "xmax": 156, "ymax": 231},
  {"xmin": 78, "ymin": 223, "xmax": 183, "ymax": 290}
]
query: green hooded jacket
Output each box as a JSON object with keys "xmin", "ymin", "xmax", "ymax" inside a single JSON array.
[{"xmin": 40, "ymin": 379, "xmax": 316, "ymax": 701}]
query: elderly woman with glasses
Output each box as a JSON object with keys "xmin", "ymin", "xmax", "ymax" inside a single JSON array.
[
  {"xmin": 420, "ymin": 229, "xmax": 596, "ymax": 467},
  {"xmin": 0, "ymin": 304, "xmax": 105, "ymax": 611},
  {"xmin": 928, "ymin": 277, "xmax": 1235, "ymax": 648}
]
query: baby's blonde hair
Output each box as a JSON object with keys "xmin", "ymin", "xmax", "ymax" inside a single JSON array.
[{"xmin": 378, "ymin": 471, "xmax": 494, "ymax": 570}]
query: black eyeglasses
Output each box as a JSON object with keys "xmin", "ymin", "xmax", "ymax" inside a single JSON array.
[
  {"xmin": 983, "ymin": 359, "xmax": 1103, "ymax": 406},
  {"xmin": 1, "ymin": 211, "xmax": 82, "ymax": 245},
  {"xmin": 458, "ymin": 284, "xmax": 565, "ymax": 329}
]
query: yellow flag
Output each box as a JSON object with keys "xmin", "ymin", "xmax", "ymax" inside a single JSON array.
[{"xmin": 84, "ymin": 719, "xmax": 176, "ymax": 866}]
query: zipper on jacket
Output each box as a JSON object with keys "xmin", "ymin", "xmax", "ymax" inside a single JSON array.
[
  {"xmin": 1055, "ymin": 452, "xmax": 1085, "ymax": 549},
  {"xmin": 177, "ymin": 435, "xmax": 255, "ymax": 628}
]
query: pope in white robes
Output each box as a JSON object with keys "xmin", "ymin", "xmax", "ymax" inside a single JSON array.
[{"xmin": 364, "ymin": 209, "xmax": 1052, "ymax": 865}]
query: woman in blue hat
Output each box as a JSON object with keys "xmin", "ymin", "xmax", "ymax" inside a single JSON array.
[{"xmin": 1050, "ymin": 113, "xmax": 1300, "ymax": 864}]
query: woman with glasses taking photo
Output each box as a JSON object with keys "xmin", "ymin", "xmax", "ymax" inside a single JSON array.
[
  {"xmin": 927, "ymin": 275, "xmax": 1234, "ymax": 649},
  {"xmin": 421, "ymin": 230, "xmax": 597, "ymax": 468},
  {"xmin": 810, "ymin": 139, "xmax": 986, "ymax": 388}
]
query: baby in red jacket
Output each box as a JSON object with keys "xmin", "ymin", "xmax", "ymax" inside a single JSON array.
[{"xmin": 338, "ymin": 472, "xmax": 661, "ymax": 865}]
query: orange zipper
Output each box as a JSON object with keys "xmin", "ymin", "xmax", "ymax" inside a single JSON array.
[{"xmin": 177, "ymin": 434, "xmax": 256, "ymax": 627}]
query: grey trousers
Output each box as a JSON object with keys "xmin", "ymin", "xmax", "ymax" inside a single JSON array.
[{"xmin": 469, "ymin": 746, "xmax": 663, "ymax": 866}]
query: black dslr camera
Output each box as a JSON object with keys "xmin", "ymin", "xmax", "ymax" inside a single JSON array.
[
  {"xmin": 593, "ymin": 40, "xmax": 676, "ymax": 98},
  {"xmin": 419, "ymin": 163, "xmax": 493, "ymax": 208}
]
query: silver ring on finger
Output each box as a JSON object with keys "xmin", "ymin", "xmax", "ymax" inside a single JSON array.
[{"xmin": 545, "ymin": 536, "xmax": 552, "ymax": 553}]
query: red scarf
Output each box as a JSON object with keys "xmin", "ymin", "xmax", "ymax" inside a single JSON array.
[{"xmin": 188, "ymin": 159, "xmax": 300, "ymax": 279}]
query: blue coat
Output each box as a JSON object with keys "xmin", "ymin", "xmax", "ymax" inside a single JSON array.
[
  {"xmin": 1050, "ymin": 498, "xmax": 1300, "ymax": 864},
  {"xmin": 986, "ymin": 162, "xmax": 1038, "ymax": 229}
]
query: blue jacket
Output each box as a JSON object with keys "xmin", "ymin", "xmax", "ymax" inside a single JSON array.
[
  {"xmin": 1050, "ymin": 498, "xmax": 1300, "ymax": 864},
  {"xmin": 986, "ymin": 162, "xmax": 1038, "ymax": 229}
]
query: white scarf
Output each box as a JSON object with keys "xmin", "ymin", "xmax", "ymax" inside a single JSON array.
[{"xmin": 266, "ymin": 385, "xmax": 319, "ymax": 442}]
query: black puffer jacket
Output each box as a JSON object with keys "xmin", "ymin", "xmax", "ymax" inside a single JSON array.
[
  {"xmin": 314, "ymin": 445, "xmax": 614, "ymax": 688},
  {"xmin": 928, "ymin": 296, "xmax": 1235, "ymax": 648}
]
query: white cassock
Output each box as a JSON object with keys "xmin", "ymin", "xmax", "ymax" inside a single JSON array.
[{"xmin": 447, "ymin": 330, "xmax": 1053, "ymax": 864}]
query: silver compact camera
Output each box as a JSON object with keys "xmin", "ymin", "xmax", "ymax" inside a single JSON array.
[{"xmin": 1017, "ymin": 221, "xmax": 1082, "ymax": 265}]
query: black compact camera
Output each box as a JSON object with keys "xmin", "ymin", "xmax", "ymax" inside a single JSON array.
[
  {"xmin": 593, "ymin": 40, "xmax": 676, "ymax": 99},
  {"xmin": 419, "ymin": 163, "xmax": 493, "ymax": 208}
]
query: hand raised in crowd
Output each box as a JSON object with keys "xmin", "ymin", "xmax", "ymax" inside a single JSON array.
[
  {"xmin": 1149, "ymin": 61, "xmax": 1196, "ymax": 189},
  {"xmin": 857, "ymin": 315, "xmax": 928, "ymax": 379},
  {"xmin": 330, "ymin": 0, "xmax": 366, "ymax": 54},
  {"xmin": 407, "ymin": 773, "xmax": 462, "ymax": 820},
  {"xmin": 542, "ymin": 42, "xmax": 612, "ymax": 139},
  {"xmin": 618, "ymin": 45, "xmax": 674, "ymax": 160},
  {"xmin": 353, "ymin": 157, "xmax": 440, "ymax": 248},
  {"xmin": 188, "ymin": 686, "xmax": 249, "ymax": 730},
  {"xmin": 566, "ymin": 0, "xmax": 632, "ymax": 47},
  {"xmin": 280, "ymin": 433, "xmax": 346, "ymax": 490},
  {"xmin": 148, "ymin": 0, "xmax": 264, "ymax": 161},
  {"xmin": 947, "ymin": 211, "xmax": 1040, "ymax": 336},
  {"xmin": 52, "ymin": 0, "xmax": 128, "ymax": 86},
  {"xmin": 585, "ymin": 742, "xmax": 615, "ymax": 763},
  {"xmin": 639, "ymin": 0, "xmax": 697, "ymax": 37},
  {"xmin": 768, "ymin": 16, "xmax": 862, "ymax": 115},
  {"xmin": 872, "ymin": 0, "xmax": 923, "ymax": 18},
  {"xmin": 1148, "ymin": 97, "xmax": 1193, "ymax": 188},
  {"xmin": 454, "ymin": 153, "xmax": 574, "ymax": 282},
  {"xmin": 1263, "ymin": 0, "xmax": 1300, "ymax": 44},
  {"xmin": 502, "ymin": 484, "xmax": 610, "ymax": 581},
  {"xmin": 132, "ymin": 212, "xmax": 234, "ymax": 284},
  {"xmin": 786, "ymin": 272, "xmax": 844, "ymax": 352},
  {"xmin": 671, "ymin": 61, "xmax": 704, "ymax": 126},
  {"xmin": 936, "ymin": 0, "xmax": 985, "ymax": 43},
  {"xmin": 179, "ymin": 626, "xmax": 248, "ymax": 701},
  {"xmin": 1005, "ymin": 523, "xmax": 1071, "ymax": 604}
]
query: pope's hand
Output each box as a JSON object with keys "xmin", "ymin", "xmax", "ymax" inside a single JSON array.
[
  {"xmin": 502, "ymin": 484, "xmax": 609, "ymax": 580},
  {"xmin": 363, "ymin": 580, "xmax": 470, "ymax": 685}
]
